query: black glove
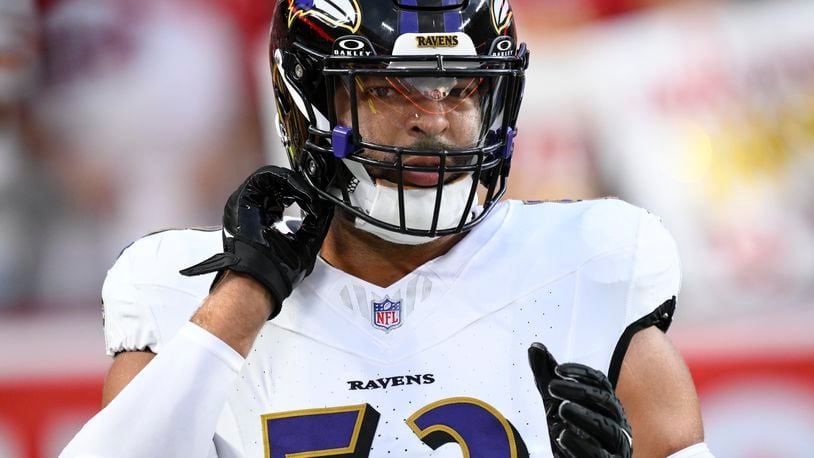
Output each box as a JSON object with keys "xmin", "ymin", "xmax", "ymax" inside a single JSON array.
[
  {"xmin": 528, "ymin": 343, "xmax": 632, "ymax": 458},
  {"xmin": 180, "ymin": 166, "xmax": 333, "ymax": 319}
]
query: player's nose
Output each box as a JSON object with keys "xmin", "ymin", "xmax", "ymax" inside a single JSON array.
[{"xmin": 406, "ymin": 108, "xmax": 449, "ymax": 138}]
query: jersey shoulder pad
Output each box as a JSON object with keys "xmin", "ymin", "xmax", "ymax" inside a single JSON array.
[
  {"xmin": 576, "ymin": 199, "xmax": 680, "ymax": 322},
  {"xmin": 506, "ymin": 198, "xmax": 680, "ymax": 322},
  {"xmin": 102, "ymin": 228, "xmax": 221, "ymax": 356}
]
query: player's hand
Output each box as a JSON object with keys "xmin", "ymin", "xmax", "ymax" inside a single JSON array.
[
  {"xmin": 528, "ymin": 343, "xmax": 632, "ymax": 458},
  {"xmin": 181, "ymin": 166, "xmax": 333, "ymax": 319}
]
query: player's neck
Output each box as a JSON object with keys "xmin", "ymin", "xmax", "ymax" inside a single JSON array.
[{"xmin": 319, "ymin": 211, "xmax": 464, "ymax": 288}]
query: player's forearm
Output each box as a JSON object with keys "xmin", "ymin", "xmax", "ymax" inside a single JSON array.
[
  {"xmin": 192, "ymin": 271, "xmax": 276, "ymax": 357},
  {"xmin": 60, "ymin": 322, "xmax": 243, "ymax": 457},
  {"xmin": 62, "ymin": 272, "xmax": 272, "ymax": 457}
]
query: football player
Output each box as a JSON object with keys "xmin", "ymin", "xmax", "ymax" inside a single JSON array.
[{"xmin": 62, "ymin": 0, "xmax": 712, "ymax": 456}]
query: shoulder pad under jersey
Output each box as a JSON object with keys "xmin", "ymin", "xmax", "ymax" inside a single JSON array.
[{"xmin": 102, "ymin": 228, "xmax": 221, "ymax": 356}]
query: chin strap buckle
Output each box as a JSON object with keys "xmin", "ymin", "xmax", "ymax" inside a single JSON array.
[{"xmin": 332, "ymin": 125, "xmax": 353, "ymax": 158}]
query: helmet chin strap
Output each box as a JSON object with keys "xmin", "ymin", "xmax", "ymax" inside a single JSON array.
[{"xmin": 341, "ymin": 160, "xmax": 478, "ymax": 245}]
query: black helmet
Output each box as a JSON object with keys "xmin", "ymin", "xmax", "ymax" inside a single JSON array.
[{"xmin": 270, "ymin": 0, "xmax": 528, "ymax": 244}]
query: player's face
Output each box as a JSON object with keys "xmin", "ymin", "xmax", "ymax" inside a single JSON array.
[{"xmin": 335, "ymin": 75, "xmax": 484, "ymax": 188}]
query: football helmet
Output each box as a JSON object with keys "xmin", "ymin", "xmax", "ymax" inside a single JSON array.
[{"xmin": 270, "ymin": 0, "xmax": 528, "ymax": 244}]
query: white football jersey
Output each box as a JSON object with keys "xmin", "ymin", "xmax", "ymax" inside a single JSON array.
[{"xmin": 102, "ymin": 198, "xmax": 680, "ymax": 457}]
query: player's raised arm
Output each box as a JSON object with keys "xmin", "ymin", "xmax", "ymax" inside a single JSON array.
[{"xmin": 61, "ymin": 167, "xmax": 332, "ymax": 457}]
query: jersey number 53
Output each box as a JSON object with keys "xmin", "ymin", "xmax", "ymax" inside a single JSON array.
[{"xmin": 262, "ymin": 396, "xmax": 530, "ymax": 457}]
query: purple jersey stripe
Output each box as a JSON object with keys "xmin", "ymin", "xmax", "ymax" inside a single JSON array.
[{"xmin": 399, "ymin": 0, "xmax": 419, "ymax": 34}]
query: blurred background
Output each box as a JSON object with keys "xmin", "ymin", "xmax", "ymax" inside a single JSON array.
[{"xmin": 0, "ymin": 0, "xmax": 812, "ymax": 456}]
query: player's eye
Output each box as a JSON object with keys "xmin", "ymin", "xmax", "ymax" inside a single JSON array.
[
  {"xmin": 449, "ymin": 79, "xmax": 481, "ymax": 99},
  {"xmin": 367, "ymin": 86, "xmax": 397, "ymax": 98},
  {"xmin": 448, "ymin": 88, "xmax": 466, "ymax": 98}
]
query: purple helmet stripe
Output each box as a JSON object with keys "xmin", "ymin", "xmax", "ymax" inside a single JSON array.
[
  {"xmin": 442, "ymin": 0, "xmax": 462, "ymax": 32},
  {"xmin": 399, "ymin": 0, "xmax": 419, "ymax": 34}
]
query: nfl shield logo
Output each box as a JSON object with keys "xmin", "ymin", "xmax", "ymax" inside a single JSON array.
[{"xmin": 372, "ymin": 297, "xmax": 402, "ymax": 332}]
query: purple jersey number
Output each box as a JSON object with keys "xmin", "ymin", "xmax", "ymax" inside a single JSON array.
[
  {"xmin": 263, "ymin": 397, "xmax": 528, "ymax": 457},
  {"xmin": 407, "ymin": 397, "xmax": 528, "ymax": 457},
  {"xmin": 262, "ymin": 404, "xmax": 379, "ymax": 458}
]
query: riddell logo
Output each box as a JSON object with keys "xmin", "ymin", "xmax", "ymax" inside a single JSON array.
[{"xmin": 416, "ymin": 35, "xmax": 459, "ymax": 48}]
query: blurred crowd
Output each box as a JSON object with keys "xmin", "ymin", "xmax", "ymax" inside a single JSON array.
[
  {"xmin": 0, "ymin": 0, "xmax": 273, "ymax": 308},
  {"xmin": 1, "ymin": 0, "xmax": 812, "ymax": 323}
]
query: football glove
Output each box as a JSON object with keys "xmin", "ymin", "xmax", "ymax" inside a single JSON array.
[
  {"xmin": 528, "ymin": 343, "xmax": 632, "ymax": 458},
  {"xmin": 181, "ymin": 166, "xmax": 333, "ymax": 319}
]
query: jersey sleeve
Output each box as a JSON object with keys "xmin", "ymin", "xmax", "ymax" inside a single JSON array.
[
  {"xmin": 561, "ymin": 199, "xmax": 681, "ymax": 384},
  {"xmin": 605, "ymin": 206, "xmax": 681, "ymax": 385},
  {"xmin": 102, "ymin": 229, "xmax": 219, "ymax": 356},
  {"xmin": 626, "ymin": 206, "xmax": 681, "ymax": 327}
]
